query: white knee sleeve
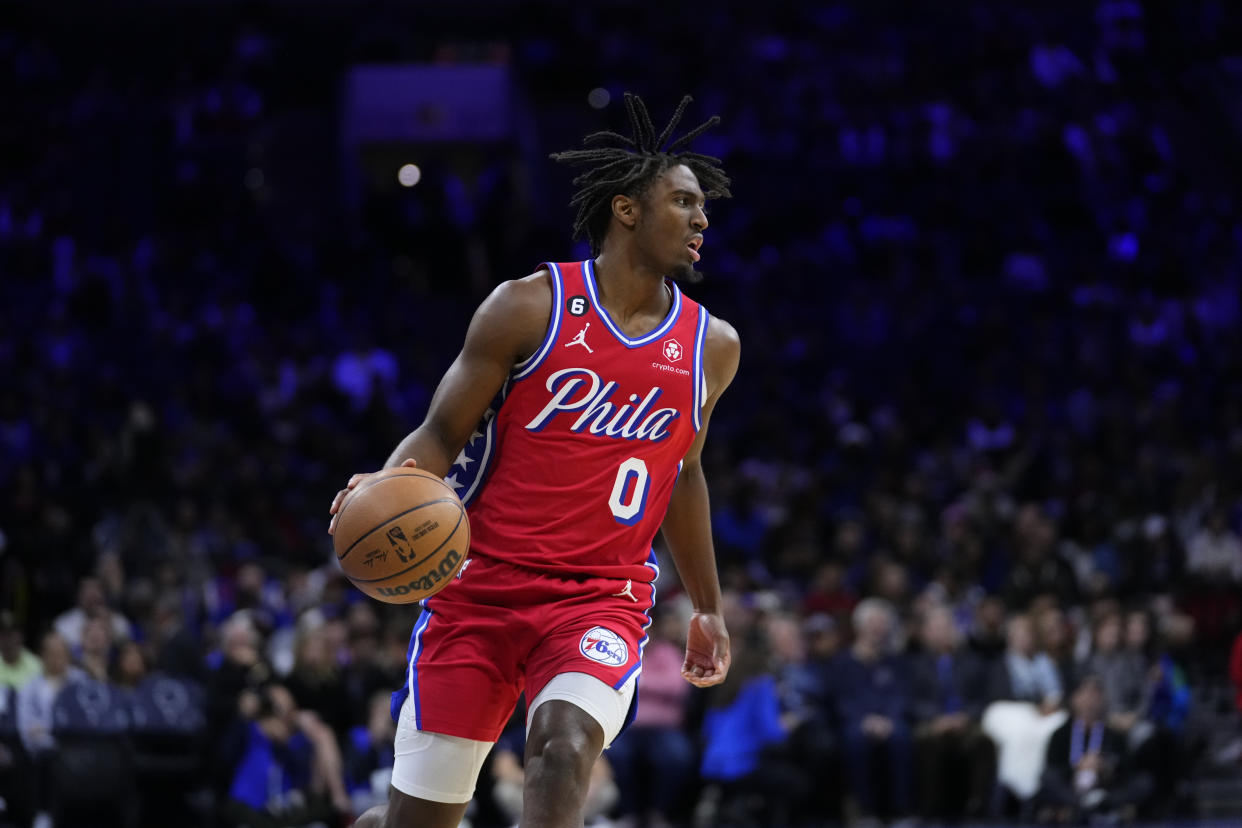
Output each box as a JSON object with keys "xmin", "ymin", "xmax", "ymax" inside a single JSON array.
[
  {"xmin": 391, "ymin": 696, "xmax": 494, "ymax": 804},
  {"xmin": 526, "ymin": 672, "xmax": 636, "ymax": 749}
]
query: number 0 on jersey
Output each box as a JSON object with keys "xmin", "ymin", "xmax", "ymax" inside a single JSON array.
[{"xmin": 609, "ymin": 457, "xmax": 650, "ymax": 525}]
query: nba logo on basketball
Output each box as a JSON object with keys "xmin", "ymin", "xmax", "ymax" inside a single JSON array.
[
  {"xmin": 579, "ymin": 626, "xmax": 628, "ymax": 666},
  {"xmin": 662, "ymin": 338, "xmax": 683, "ymax": 362}
]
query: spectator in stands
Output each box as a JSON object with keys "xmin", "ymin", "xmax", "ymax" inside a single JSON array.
[
  {"xmin": 785, "ymin": 612, "xmax": 843, "ymax": 819},
  {"xmin": 16, "ymin": 632, "xmax": 84, "ymax": 754},
  {"xmin": 779, "ymin": 612, "xmax": 839, "ymax": 727},
  {"xmin": 1037, "ymin": 674, "xmax": 1154, "ymax": 824},
  {"xmin": 1186, "ymin": 508, "xmax": 1242, "ymax": 583},
  {"xmin": 967, "ymin": 595, "xmax": 1008, "ymax": 666},
  {"xmin": 344, "ymin": 691, "xmax": 396, "ymax": 815},
  {"xmin": 909, "ymin": 604, "xmax": 992, "ymax": 819},
  {"xmin": 16, "ymin": 632, "xmax": 85, "ymax": 824},
  {"xmin": 284, "ymin": 615, "xmax": 349, "ymax": 737},
  {"xmin": 53, "ymin": 576, "xmax": 131, "ymax": 649},
  {"xmin": 222, "ymin": 682, "xmax": 351, "ymax": 827},
  {"xmin": 206, "ymin": 562, "xmax": 291, "ymax": 632},
  {"xmin": 341, "ymin": 603, "xmax": 397, "ymax": 728},
  {"xmin": 1086, "ymin": 612, "xmax": 1148, "ymax": 738},
  {"xmin": 1004, "ymin": 505, "xmax": 1078, "ymax": 611},
  {"xmin": 989, "ymin": 614, "xmax": 1063, "ymax": 713},
  {"xmin": 0, "ymin": 611, "xmax": 40, "ymax": 690},
  {"xmin": 206, "ymin": 612, "xmax": 274, "ymax": 742},
  {"xmin": 76, "ymin": 615, "xmax": 114, "ymax": 682},
  {"xmin": 698, "ymin": 612, "xmax": 799, "ymax": 826},
  {"xmin": 1035, "ymin": 603, "xmax": 1079, "ymax": 695},
  {"xmin": 835, "ymin": 598, "xmax": 913, "ymax": 823},
  {"xmin": 607, "ymin": 604, "xmax": 696, "ymax": 827},
  {"xmin": 802, "ymin": 560, "xmax": 858, "ymax": 622},
  {"xmin": 766, "ymin": 611, "xmax": 839, "ymax": 825},
  {"xmin": 148, "ymin": 593, "xmax": 205, "ymax": 681},
  {"xmin": 112, "ymin": 640, "xmax": 148, "ymax": 689}
]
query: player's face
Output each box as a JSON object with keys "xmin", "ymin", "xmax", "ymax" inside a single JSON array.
[{"xmin": 637, "ymin": 164, "xmax": 708, "ymax": 282}]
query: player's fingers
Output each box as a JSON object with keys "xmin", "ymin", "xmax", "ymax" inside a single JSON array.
[
  {"xmin": 329, "ymin": 489, "xmax": 347, "ymax": 516},
  {"xmin": 347, "ymin": 473, "xmax": 366, "ymax": 489},
  {"xmin": 400, "ymin": 458, "xmax": 418, "ymax": 468},
  {"xmin": 682, "ymin": 669, "xmax": 717, "ymax": 688}
]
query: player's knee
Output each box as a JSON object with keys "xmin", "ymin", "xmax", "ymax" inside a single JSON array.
[
  {"xmin": 530, "ymin": 731, "xmax": 598, "ymax": 782},
  {"xmin": 354, "ymin": 805, "xmax": 386, "ymax": 828}
]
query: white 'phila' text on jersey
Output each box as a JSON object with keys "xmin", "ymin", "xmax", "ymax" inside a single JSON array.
[{"xmin": 525, "ymin": 367, "xmax": 680, "ymax": 441}]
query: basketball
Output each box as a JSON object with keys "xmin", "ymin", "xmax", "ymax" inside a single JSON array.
[{"xmin": 333, "ymin": 467, "xmax": 471, "ymax": 604}]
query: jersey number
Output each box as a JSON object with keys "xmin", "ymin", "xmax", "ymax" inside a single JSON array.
[{"xmin": 608, "ymin": 457, "xmax": 650, "ymax": 526}]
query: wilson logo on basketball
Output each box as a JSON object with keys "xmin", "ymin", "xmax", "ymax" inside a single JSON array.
[
  {"xmin": 375, "ymin": 547, "xmax": 463, "ymax": 598},
  {"xmin": 662, "ymin": 338, "xmax": 683, "ymax": 362}
]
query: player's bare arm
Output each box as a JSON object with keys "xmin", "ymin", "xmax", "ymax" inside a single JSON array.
[
  {"xmin": 660, "ymin": 315, "xmax": 740, "ymax": 688},
  {"xmin": 328, "ymin": 272, "xmax": 552, "ymax": 533}
]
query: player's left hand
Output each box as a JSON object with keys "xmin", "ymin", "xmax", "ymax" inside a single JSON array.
[{"xmin": 682, "ymin": 611, "xmax": 730, "ymax": 688}]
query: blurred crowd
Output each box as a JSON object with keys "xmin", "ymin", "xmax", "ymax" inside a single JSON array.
[{"xmin": 3, "ymin": 0, "xmax": 1242, "ymax": 826}]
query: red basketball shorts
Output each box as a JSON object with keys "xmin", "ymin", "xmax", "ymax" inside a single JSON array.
[{"xmin": 391, "ymin": 552, "xmax": 658, "ymax": 743}]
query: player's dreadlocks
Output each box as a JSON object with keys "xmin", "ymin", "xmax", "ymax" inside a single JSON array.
[{"xmin": 550, "ymin": 93, "xmax": 732, "ymax": 255}]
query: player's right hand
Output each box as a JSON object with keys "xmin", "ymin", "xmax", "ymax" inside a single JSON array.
[{"xmin": 328, "ymin": 458, "xmax": 418, "ymax": 535}]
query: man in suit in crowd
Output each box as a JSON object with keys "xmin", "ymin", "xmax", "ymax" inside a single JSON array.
[
  {"xmin": 1038, "ymin": 674, "xmax": 1154, "ymax": 823},
  {"xmin": 909, "ymin": 604, "xmax": 994, "ymax": 819}
]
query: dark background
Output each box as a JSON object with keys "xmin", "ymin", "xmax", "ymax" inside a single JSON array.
[{"xmin": 2, "ymin": 2, "xmax": 1242, "ymax": 826}]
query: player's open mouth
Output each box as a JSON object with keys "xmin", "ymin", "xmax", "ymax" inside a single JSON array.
[{"xmin": 687, "ymin": 236, "xmax": 703, "ymax": 262}]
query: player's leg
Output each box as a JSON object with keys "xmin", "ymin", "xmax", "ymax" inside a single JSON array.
[
  {"xmin": 354, "ymin": 792, "xmax": 467, "ymax": 828},
  {"xmin": 522, "ymin": 700, "xmax": 606, "ymax": 828},
  {"xmin": 521, "ymin": 672, "xmax": 637, "ymax": 828},
  {"xmin": 369, "ymin": 557, "xmax": 526, "ymax": 826},
  {"xmin": 354, "ymin": 724, "xmax": 493, "ymax": 828},
  {"xmin": 353, "ymin": 689, "xmax": 496, "ymax": 828}
]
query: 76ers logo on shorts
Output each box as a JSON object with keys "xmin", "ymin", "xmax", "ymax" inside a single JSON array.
[{"xmin": 579, "ymin": 626, "xmax": 628, "ymax": 667}]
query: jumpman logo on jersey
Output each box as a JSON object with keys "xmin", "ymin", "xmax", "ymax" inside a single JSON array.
[
  {"xmin": 612, "ymin": 579, "xmax": 637, "ymax": 602},
  {"xmin": 565, "ymin": 323, "xmax": 594, "ymax": 353}
]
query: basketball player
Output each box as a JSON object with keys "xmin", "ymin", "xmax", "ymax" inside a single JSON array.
[{"xmin": 332, "ymin": 94, "xmax": 738, "ymax": 828}]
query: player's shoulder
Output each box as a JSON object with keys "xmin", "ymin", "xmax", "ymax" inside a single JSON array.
[
  {"xmin": 701, "ymin": 313, "xmax": 740, "ymax": 396},
  {"xmin": 488, "ymin": 268, "xmax": 554, "ymax": 310},
  {"xmin": 703, "ymin": 314, "xmax": 740, "ymax": 359},
  {"xmin": 467, "ymin": 270, "xmax": 556, "ymax": 362},
  {"xmin": 476, "ymin": 269, "xmax": 554, "ymax": 328}
]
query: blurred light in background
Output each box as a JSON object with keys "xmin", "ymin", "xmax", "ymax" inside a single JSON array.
[
  {"xmin": 397, "ymin": 163, "xmax": 422, "ymax": 187},
  {"xmin": 588, "ymin": 87, "xmax": 611, "ymax": 109}
]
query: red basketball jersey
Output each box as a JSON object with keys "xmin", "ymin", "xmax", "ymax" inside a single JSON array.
[{"xmin": 448, "ymin": 260, "xmax": 708, "ymax": 584}]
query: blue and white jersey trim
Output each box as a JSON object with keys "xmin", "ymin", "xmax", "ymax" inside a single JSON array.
[
  {"xmin": 613, "ymin": 549, "xmax": 660, "ymax": 689},
  {"xmin": 407, "ymin": 606, "xmax": 433, "ymax": 728},
  {"xmin": 583, "ymin": 259, "xmax": 682, "ymax": 348},
  {"xmin": 447, "ymin": 379, "xmax": 509, "ymax": 508},
  {"xmin": 390, "ymin": 601, "xmax": 434, "ymax": 725},
  {"xmin": 512, "ymin": 263, "xmax": 565, "ymax": 380},
  {"xmin": 691, "ymin": 306, "xmax": 709, "ymax": 431}
]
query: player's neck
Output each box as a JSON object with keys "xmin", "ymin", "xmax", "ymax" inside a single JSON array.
[{"xmin": 591, "ymin": 250, "xmax": 671, "ymax": 323}]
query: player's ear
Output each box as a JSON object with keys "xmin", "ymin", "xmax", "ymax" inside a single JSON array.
[{"xmin": 611, "ymin": 194, "xmax": 638, "ymax": 230}]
